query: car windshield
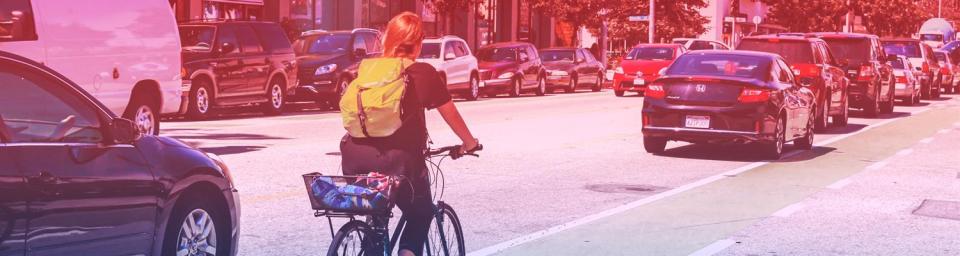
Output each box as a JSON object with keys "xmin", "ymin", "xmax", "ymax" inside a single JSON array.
[
  {"xmin": 624, "ymin": 47, "xmax": 675, "ymax": 60},
  {"xmin": 921, "ymin": 34, "xmax": 944, "ymax": 42},
  {"xmin": 418, "ymin": 43, "xmax": 441, "ymax": 59},
  {"xmin": 942, "ymin": 41, "xmax": 960, "ymax": 51},
  {"xmin": 179, "ymin": 26, "xmax": 216, "ymax": 52},
  {"xmin": 822, "ymin": 38, "xmax": 872, "ymax": 66},
  {"xmin": 666, "ymin": 54, "xmax": 770, "ymax": 79},
  {"xmin": 477, "ymin": 47, "xmax": 517, "ymax": 62},
  {"xmin": 540, "ymin": 50, "xmax": 575, "ymax": 62},
  {"xmin": 882, "ymin": 42, "xmax": 921, "ymax": 58},
  {"xmin": 304, "ymin": 34, "xmax": 351, "ymax": 55},
  {"xmin": 738, "ymin": 40, "xmax": 814, "ymax": 64}
]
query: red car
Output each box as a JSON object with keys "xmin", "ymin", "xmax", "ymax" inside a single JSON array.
[{"xmin": 613, "ymin": 44, "xmax": 687, "ymax": 97}]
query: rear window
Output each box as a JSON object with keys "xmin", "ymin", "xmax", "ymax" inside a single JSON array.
[
  {"xmin": 252, "ymin": 23, "xmax": 293, "ymax": 53},
  {"xmin": 891, "ymin": 59, "xmax": 906, "ymax": 69},
  {"xmin": 624, "ymin": 47, "xmax": 675, "ymax": 60},
  {"xmin": 737, "ymin": 40, "xmax": 814, "ymax": 64},
  {"xmin": 881, "ymin": 41, "xmax": 921, "ymax": 58},
  {"xmin": 666, "ymin": 54, "xmax": 770, "ymax": 79},
  {"xmin": 477, "ymin": 47, "xmax": 517, "ymax": 62},
  {"xmin": 935, "ymin": 52, "xmax": 947, "ymax": 62},
  {"xmin": 921, "ymin": 34, "xmax": 944, "ymax": 42},
  {"xmin": 540, "ymin": 50, "xmax": 575, "ymax": 62},
  {"xmin": 822, "ymin": 38, "xmax": 872, "ymax": 65},
  {"xmin": 180, "ymin": 26, "xmax": 216, "ymax": 52},
  {"xmin": 418, "ymin": 43, "xmax": 441, "ymax": 59}
]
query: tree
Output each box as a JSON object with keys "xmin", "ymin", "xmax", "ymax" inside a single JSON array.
[
  {"xmin": 530, "ymin": 0, "xmax": 709, "ymax": 45},
  {"xmin": 762, "ymin": 0, "xmax": 928, "ymax": 37},
  {"xmin": 420, "ymin": 0, "xmax": 482, "ymax": 16},
  {"xmin": 855, "ymin": 0, "xmax": 928, "ymax": 37}
]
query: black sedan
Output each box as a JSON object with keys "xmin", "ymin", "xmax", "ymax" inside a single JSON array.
[
  {"xmin": 0, "ymin": 51, "xmax": 239, "ymax": 256},
  {"xmin": 641, "ymin": 51, "xmax": 816, "ymax": 159}
]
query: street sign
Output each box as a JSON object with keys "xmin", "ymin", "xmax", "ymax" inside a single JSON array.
[
  {"xmin": 629, "ymin": 15, "xmax": 649, "ymax": 22},
  {"xmin": 724, "ymin": 16, "xmax": 747, "ymax": 23},
  {"xmin": 752, "ymin": 16, "xmax": 762, "ymax": 25}
]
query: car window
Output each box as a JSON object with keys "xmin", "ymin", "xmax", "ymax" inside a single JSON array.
[
  {"xmin": 0, "ymin": 67, "xmax": 103, "ymax": 143},
  {"xmin": 180, "ymin": 26, "xmax": 216, "ymax": 52},
  {"xmin": 418, "ymin": 43, "xmax": 441, "ymax": 59},
  {"xmin": 0, "ymin": 0, "xmax": 38, "ymax": 42},
  {"xmin": 235, "ymin": 25, "xmax": 262, "ymax": 54},
  {"xmin": 519, "ymin": 49, "xmax": 530, "ymax": 62},
  {"xmin": 712, "ymin": 42, "xmax": 728, "ymax": 50},
  {"xmin": 525, "ymin": 46, "xmax": 539, "ymax": 61},
  {"xmin": 305, "ymin": 34, "xmax": 351, "ymax": 55},
  {"xmin": 444, "ymin": 42, "xmax": 457, "ymax": 59},
  {"xmin": 575, "ymin": 50, "xmax": 586, "ymax": 62},
  {"xmin": 540, "ymin": 50, "xmax": 575, "ymax": 62},
  {"xmin": 689, "ymin": 41, "xmax": 713, "ymax": 50},
  {"xmin": 737, "ymin": 40, "xmax": 815, "ymax": 64},
  {"xmin": 820, "ymin": 43, "xmax": 837, "ymax": 66},
  {"xmin": 453, "ymin": 41, "xmax": 468, "ymax": 57},
  {"xmin": 477, "ymin": 47, "xmax": 517, "ymax": 62},
  {"xmin": 822, "ymin": 38, "xmax": 871, "ymax": 66},
  {"xmin": 353, "ymin": 34, "xmax": 366, "ymax": 52},
  {"xmin": 216, "ymin": 26, "xmax": 240, "ymax": 55},
  {"xmin": 624, "ymin": 47, "xmax": 675, "ymax": 60},
  {"xmin": 778, "ymin": 59, "xmax": 794, "ymax": 84},
  {"xmin": 811, "ymin": 44, "xmax": 824, "ymax": 64},
  {"xmin": 361, "ymin": 33, "xmax": 381, "ymax": 54},
  {"xmin": 882, "ymin": 41, "xmax": 921, "ymax": 58},
  {"xmin": 252, "ymin": 23, "xmax": 293, "ymax": 53},
  {"xmin": 666, "ymin": 54, "xmax": 770, "ymax": 79}
]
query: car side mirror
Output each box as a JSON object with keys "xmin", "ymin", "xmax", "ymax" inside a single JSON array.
[
  {"xmin": 219, "ymin": 42, "xmax": 236, "ymax": 54},
  {"xmin": 444, "ymin": 52, "xmax": 456, "ymax": 60},
  {"xmin": 110, "ymin": 118, "xmax": 141, "ymax": 144},
  {"xmin": 354, "ymin": 48, "xmax": 367, "ymax": 59}
]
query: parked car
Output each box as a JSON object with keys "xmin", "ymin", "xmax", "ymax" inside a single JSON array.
[
  {"xmin": 476, "ymin": 42, "xmax": 547, "ymax": 97},
  {"xmin": 881, "ymin": 38, "xmax": 941, "ymax": 99},
  {"xmin": 291, "ymin": 28, "xmax": 382, "ymax": 107},
  {"xmin": 933, "ymin": 50, "xmax": 959, "ymax": 93},
  {"xmin": 417, "ymin": 36, "xmax": 481, "ymax": 100},
  {"xmin": 889, "ymin": 55, "xmax": 922, "ymax": 105},
  {"xmin": 539, "ymin": 47, "xmax": 605, "ymax": 93},
  {"xmin": 613, "ymin": 44, "xmax": 687, "ymax": 97},
  {"xmin": 0, "ymin": 51, "xmax": 239, "ymax": 256},
  {"xmin": 672, "ymin": 38, "xmax": 731, "ymax": 51},
  {"xmin": 737, "ymin": 34, "xmax": 850, "ymax": 129},
  {"xmin": 179, "ymin": 21, "xmax": 298, "ymax": 119},
  {"xmin": 0, "ymin": 0, "xmax": 184, "ymax": 135},
  {"xmin": 812, "ymin": 33, "xmax": 896, "ymax": 117},
  {"xmin": 641, "ymin": 51, "xmax": 816, "ymax": 159}
]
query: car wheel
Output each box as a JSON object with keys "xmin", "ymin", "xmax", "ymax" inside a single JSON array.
[
  {"xmin": 509, "ymin": 79, "xmax": 521, "ymax": 97},
  {"xmin": 465, "ymin": 75, "xmax": 481, "ymax": 101},
  {"xmin": 832, "ymin": 96, "xmax": 849, "ymax": 127},
  {"xmin": 763, "ymin": 116, "xmax": 786, "ymax": 160},
  {"xmin": 921, "ymin": 80, "xmax": 931, "ymax": 99},
  {"xmin": 795, "ymin": 113, "xmax": 815, "ymax": 150},
  {"xmin": 932, "ymin": 77, "xmax": 942, "ymax": 98},
  {"xmin": 162, "ymin": 196, "xmax": 231, "ymax": 256},
  {"xmin": 614, "ymin": 90, "xmax": 625, "ymax": 97},
  {"xmin": 643, "ymin": 136, "xmax": 667, "ymax": 154},
  {"xmin": 565, "ymin": 74, "xmax": 577, "ymax": 93},
  {"xmin": 332, "ymin": 78, "xmax": 349, "ymax": 110},
  {"xmin": 592, "ymin": 72, "xmax": 603, "ymax": 92},
  {"xmin": 864, "ymin": 83, "xmax": 880, "ymax": 118},
  {"xmin": 904, "ymin": 91, "xmax": 915, "ymax": 105},
  {"xmin": 263, "ymin": 79, "xmax": 285, "ymax": 116},
  {"xmin": 535, "ymin": 75, "xmax": 547, "ymax": 96},
  {"xmin": 124, "ymin": 94, "xmax": 160, "ymax": 136},
  {"xmin": 814, "ymin": 97, "xmax": 828, "ymax": 131},
  {"xmin": 187, "ymin": 79, "xmax": 214, "ymax": 120}
]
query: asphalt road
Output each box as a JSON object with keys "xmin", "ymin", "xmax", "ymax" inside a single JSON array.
[{"xmin": 161, "ymin": 91, "xmax": 960, "ymax": 256}]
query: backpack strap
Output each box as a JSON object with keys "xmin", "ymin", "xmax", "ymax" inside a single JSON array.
[{"xmin": 355, "ymin": 88, "xmax": 372, "ymax": 138}]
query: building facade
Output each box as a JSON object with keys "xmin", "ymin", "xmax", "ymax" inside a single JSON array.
[
  {"xmin": 698, "ymin": 0, "xmax": 782, "ymax": 47},
  {"xmin": 170, "ymin": 0, "xmax": 557, "ymax": 50}
]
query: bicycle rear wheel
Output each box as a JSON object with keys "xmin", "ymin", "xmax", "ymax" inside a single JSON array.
[
  {"xmin": 425, "ymin": 202, "xmax": 466, "ymax": 256},
  {"xmin": 327, "ymin": 220, "xmax": 371, "ymax": 256}
]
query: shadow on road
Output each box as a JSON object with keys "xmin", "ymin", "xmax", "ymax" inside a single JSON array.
[
  {"xmin": 849, "ymin": 111, "xmax": 912, "ymax": 119},
  {"xmin": 817, "ymin": 123, "xmax": 868, "ymax": 135},
  {"xmin": 171, "ymin": 132, "xmax": 289, "ymax": 141},
  {"xmin": 200, "ymin": 145, "xmax": 267, "ymax": 156},
  {"xmin": 656, "ymin": 143, "xmax": 836, "ymax": 163}
]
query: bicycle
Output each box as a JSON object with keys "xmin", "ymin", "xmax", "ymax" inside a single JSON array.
[{"xmin": 303, "ymin": 144, "xmax": 482, "ymax": 256}]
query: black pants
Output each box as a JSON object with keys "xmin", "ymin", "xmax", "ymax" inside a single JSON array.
[{"xmin": 341, "ymin": 136, "xmax": 433, "ymax": 256}]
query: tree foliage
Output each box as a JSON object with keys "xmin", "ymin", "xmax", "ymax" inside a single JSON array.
[
  {"xmin": 530, "ymin": 0, "xmax": 708, "ymax": 44},
  {"xmin": 420, "ymin": 0, "xmax": 482, "ymax": 17},
  {"xmin": 762, "ymin": 0, "xmax": 930, "ymax": 37}
]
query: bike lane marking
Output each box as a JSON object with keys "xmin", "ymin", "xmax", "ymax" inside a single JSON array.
[{"xmin": 472, "ymin": 102, "xmax": 957, "ymax": 256}]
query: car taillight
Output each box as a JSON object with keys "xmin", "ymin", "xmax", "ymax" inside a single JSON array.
[
  {"xmin": 738, "ymin": 88, "xmax": 770, "ymax": 103},
  {"xmin": 858, "ymin": 65, "xmax": 875, "ymax": 81},
  {"xmin": 922, "ymin": 62, "xmax": 930, "ymax": 73},
  {"xmin": 791, "ymin": 64, "xmax": 821, "ymax": 77},
  {"xmin": 646, "ymin": 84, "xmax": 666, "ymax": 99},
  {"xmin": 896, "ymin": 75, "xmax": 907, "ymax": 84}
]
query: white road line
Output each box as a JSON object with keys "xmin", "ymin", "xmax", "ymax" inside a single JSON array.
[
  {"xmin": 687, "ymin": 239, "xmax": 736, "ymax": 256},
  {"xmin": 938, "ymin": 128, "xmax": 951, "ymax": 134},
  {"xmin": 865, "ymin": 160, "xmax": 889, "ymax": 170},
  {"xmin": 467, "ymin": 108, "xmax": 932, "ymax": 256},
  {"xmin": 919, "ymin": 137, "xmax": 935, "ymax": 144},
  {"xmin": 771, "ymin": 202, "xmax": 806, "ymax": 218},
  {"xmin": 895, "ymin": 148, "xmax": 914, "ymax": 156},
  {"xmin": 826, "ymin": 178, "xmax": 853, "ymax": 190}
]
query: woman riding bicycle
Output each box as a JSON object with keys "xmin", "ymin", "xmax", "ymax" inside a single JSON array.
[{"xmin": 339, "ymin": 12, "xmax": 480, "ymax": 256}]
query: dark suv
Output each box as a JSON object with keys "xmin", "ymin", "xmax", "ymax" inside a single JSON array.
[
  {"xmin": 0, "ymin": 51, "xmax": 239, "ymax": 256},
  {"xmin": 179, "ymin": 21, "xmax": 298, "ymax": 120},
  {"xmin": 290, "ymin": 29, "xmax": 382, "ymax": 108},
  {"xmin": 738, "ymin": 35, "xmax": 850, "ymax": 128},
  {"xmin": 881, "ymin": 38, "xmax": 942, "ymax": 99},
  {"xmin": 476, "ymin": 42, "xmax": 547, "ymax": 97},
  {"xmin": 810, "ymin": 33, "xmax": 895, "ymax": 117}
]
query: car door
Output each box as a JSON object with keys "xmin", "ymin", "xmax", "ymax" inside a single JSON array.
[
  {"xmin": 819, "ymin": 42, "xmax": 847, "ymax": 110},
  {"xmin": 440, "ymin": 42, "xmax": 458, "ymax": 87},
  {"xmin": 213, "ymin": 25, "xmax": 247, "ymax": 99},
  {"xmin": 0, "ymin": 63, "xmax": 160, "ymax": 256},
  {"xmin": 448, "ymin": 41, "xmax": 472, "ymax": 89},
  {"xmin": 777, "ymin": 59, "xmax": 811, "ymax": 138},
  {"xmin": 235, "ymin": 24, "xmax": 269, "ymax": 98},
  {"xmin": 522, "ymin": 46, "xmax": 541, "ymax": 87},
  {"xmin": 0, "ymin": 139, "xmax": 27, "ymax": 256}
]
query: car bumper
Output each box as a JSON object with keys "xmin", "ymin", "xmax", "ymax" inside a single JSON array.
[
  {"xmin": 613, "ymin": 74, "xmax": 658, "ymax": 92},
  {"xmin": 175, "ymin": 79, "xmax": 192, "ymax": 115},
  {"xmin": 847, "ymin": 81, "xmax": 877, "ymax": 107},
  {"xmin": 642, "ymin": 101, "xmax": 776, "ymax": 144},
  {"xmin": 290, "ymin": 80, "xmax": 338, "ymax": 101},
  {"xmin": 479, "ymin": 78, "xmax": 513, "ymax": 92},
  {"xmin": 894, "ymin": 83, "xmax": 915, "ymax": 97},
  {"xmin": 545, "ymin": 75, "xmax": 571, "ymax": 87}
]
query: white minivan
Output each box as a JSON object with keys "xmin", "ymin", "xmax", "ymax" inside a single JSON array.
[{"xmin": 0, "ymin": 0, "xmax": 184, "ymax": 135}]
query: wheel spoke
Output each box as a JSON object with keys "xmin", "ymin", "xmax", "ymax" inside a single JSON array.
[
  {"xmin": 202, "ymin": 245, "xmax": 217, "ymax": 255},
  {"xmin": 176, "ymin": 248, "xmax": 190, "ymax": 256}
]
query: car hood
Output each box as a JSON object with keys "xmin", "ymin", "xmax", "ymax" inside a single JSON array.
[
  {"xmin": 154, "ymin": 135, "xmax": 202, "ymax": 151},
  {"xmin": 543, "ymin": 61, "xmax": 575, "ymax": 71},
  {"xmin": 620, "ymin": 59, "xmax": 673, "ymax": 76},
  {"xmin": 298, "ymin": 54, "xmax": 348, "ymax": 68},
  {"xmin": 478, "ymin": 61, "xmax": 517, "ymax": 72}
]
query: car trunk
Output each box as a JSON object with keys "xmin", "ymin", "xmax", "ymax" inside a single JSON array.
[{"xmin": 658, "ymin": 76, "xmax": 766, "ymax": 107}]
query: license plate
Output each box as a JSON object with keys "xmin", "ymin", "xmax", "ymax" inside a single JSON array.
[
  {"xmin": 895, "ymin": 83, "xmax": 906, "ymax": 89},
  {"xmin": 633, "ymin": 78, "xmax": 646, "ymax": 85},
  {"xmin": 685, "ymin": 115, "xmax": 710, "ymax": 129}
]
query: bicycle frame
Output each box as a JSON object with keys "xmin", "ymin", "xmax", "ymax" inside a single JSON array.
[{"xmin": 318, "ymin": 201, "xmax": 453, "ymax": 256}]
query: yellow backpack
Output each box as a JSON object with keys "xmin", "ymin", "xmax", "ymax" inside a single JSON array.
[{"xmin": 339, "ymin": 58, "xmax": 413, "ymax": 138}]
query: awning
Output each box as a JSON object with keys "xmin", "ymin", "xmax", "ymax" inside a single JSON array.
[{"xmin": 206, "ymin": 0, "xmax": 263, "ymax": 5}]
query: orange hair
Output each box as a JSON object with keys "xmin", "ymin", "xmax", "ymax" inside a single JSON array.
[{"xmin": 382, "ymin": 12, "xmax": 424, "ymax": 59}]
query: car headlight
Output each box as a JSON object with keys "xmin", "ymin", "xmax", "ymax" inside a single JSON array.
[
  {"xmin": 615, "ymin": 67, "xmax": 624, "ymax": 74},
  {"xmin": 497, "ymin": 72, "xmax": 514, "ymax": 79},
  {"xmin": 315, "ymin": 64, "xmax": 338, "ymax": 76},
  {"xmin": 551, "ymin": 70, "xmax": 568, "ymax": 76}
]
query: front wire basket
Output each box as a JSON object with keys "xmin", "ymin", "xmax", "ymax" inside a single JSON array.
[{"xmin": 301, "ymin": 172, "xmax": 401, "ymax": 216}]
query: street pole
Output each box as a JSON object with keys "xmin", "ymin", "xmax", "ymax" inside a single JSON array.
[
  {"xmin": 649, "ymin": 0, "xmax": 655, "ymax": 43},
  {"xmin": 939, "ymin": 0, "xmax": 943, "ymax": 18}
]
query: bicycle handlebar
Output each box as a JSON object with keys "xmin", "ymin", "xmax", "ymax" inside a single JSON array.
[{"xmin": 427, "ymin": 144, "xmax": 483, "ymax": 157}]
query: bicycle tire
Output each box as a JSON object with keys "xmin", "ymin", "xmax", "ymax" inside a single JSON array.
[
  {"xmin": 327, "ymin": 220, "xmax": 372, "ymax": 256},
  {"xmin": 425, "ymin": 202, "xmax": 466, "ymax": 256}
]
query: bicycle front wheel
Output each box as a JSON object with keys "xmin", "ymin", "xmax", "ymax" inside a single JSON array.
[
  {"xmin": 327, "ymin": 220, "xmax": 371, "ymax": 256},
  {"xmin": 425, "ymin": 202, "xmax": 466, "ymax": 256}
]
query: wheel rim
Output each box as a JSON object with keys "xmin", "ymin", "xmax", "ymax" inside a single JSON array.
[
  {"xmin": 270, "ymin": 84, "xmax": 283, "ymax": 109},
  {"xmin": 337, "ymin": 228, "xmax": 364, "ymax": 256},
  {"xmin": 471, "ymin": 78, "xmax": 479, "ymax": 98},
  {"xmin": 196, "ymin": 87, "xmax": 209, "ymax": 114},
  {"xmin": 427, "ymin": 216, "xmax": 462, "ymax": 256},
  {"xmin": 176, "ymin": 209, "xmax": 217, "ymax": 256},
  {"xmin": 135, "ymin": 105, "xmax": 155, "ymax": 135},
  {"xmin": 569, "ymin": 76, "xmax": 576, "ymax": 90},
  {"xmin": 776, "ymin": 119, "xmax": 785, "ymax": 154},
  {"xmin": 539, "ymin": 77, "xmax": 546, "ymax": 93},
  {"xmin": 513, "ymin": 80, "xmax": 520, "ymax": 95}
]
